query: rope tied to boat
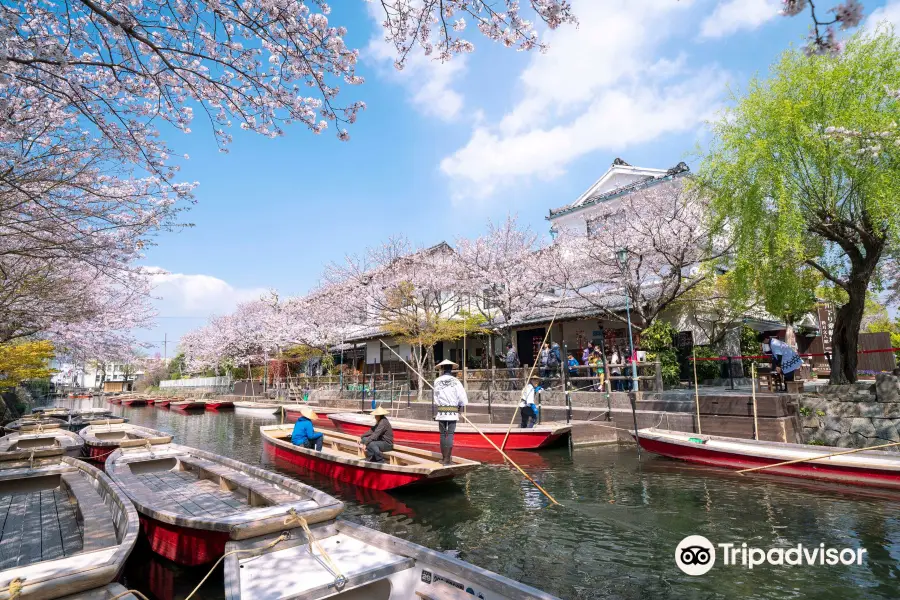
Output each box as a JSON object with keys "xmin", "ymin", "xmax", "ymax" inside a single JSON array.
[
  {"xmin": 2, "ymin": 577, "xmax": 23, "ymax": 600},
  {"xmin": 286, "ymin": 508, "xmax": 347, "ymax": 590}
]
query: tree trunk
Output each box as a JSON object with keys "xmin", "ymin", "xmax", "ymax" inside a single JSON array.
[{"xmin": 830, "ymin": 281, "xmax": 866, "ymax": 384}]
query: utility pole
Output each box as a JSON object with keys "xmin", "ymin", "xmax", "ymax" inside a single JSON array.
[{"xmin": 163, "ymin": 333, "xmax": 168, "ymax": 364}]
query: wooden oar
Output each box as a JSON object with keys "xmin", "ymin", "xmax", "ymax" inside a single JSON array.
[
  {"xmin": 461, "ymin": 413, "xmax": 560, "ymax": 506},
  {"xmin": 737, "ymin": 440, "xmax": 900, "ymax": 474}
]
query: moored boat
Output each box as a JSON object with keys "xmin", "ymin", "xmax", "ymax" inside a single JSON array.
[
  {"xmin": 4, "ymin": 417, "xmax": 68, "ymax": 433},
  {"xmin": 169, "ymin": 400, "xmax": 206, "ymax": 411},
  {"xmin": 155, "ymin": 398, "xmax": 172, "ymax": 408},
  {"xmin": 634, "ymin": 428, "xmax": 900, "ymax": 490},
  {"xmin": 121, "ymin": 397, "xmax": 147, "ymax": 407},
  {"xmin": 261, "ymin": 425, "xmax": 479, "ymax": 490},
  {"xmin": 109, "ymin": 397, "xmax": 123, "ymax": 405},
  {"xmin": 233, "ymin": 401, "xmax": 280, "ymax": 417},
  {"xmin": 224, "ymin": 519, "xmax": 561, "ymax": 600},
  {"xmin": 73, "ymin": 408, "xmax": 113, "ymax": 420},
  {"xmin": 203, "ymin": 399, "xmax": 235, "ymax": 411},
  {"xmin": 0, "ymin": 426, "xmax": 84, "ymax": 457},
  {"xmin": 106, "ymin": 443, "xmax": 344, "ymax": 566},
  {"xmin": 0, "ymin": 449, "xmax": 139, "ymax": 599},
  {"xmin": 79, "ymin": 423, "xmax": 172, "ymax": 463},
  {"xmin": 330, "ymin": 413, "xmax": 571, "ymax": 450},
  {"xmin": 31, "ymin": 407, "xmax": 72, "ymax": 418},
  {"xmin": 280, "ymin": 405, "xmax": 350, "ymax": 427}
]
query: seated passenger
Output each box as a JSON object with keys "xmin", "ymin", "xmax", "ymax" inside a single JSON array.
[
  {"xmin": 360, "ymin": 406, "xmax": 394, "ymax": 463},
  {"xmin": 291, "ymin": 406, "xmax": 324, "ymax": 451}
]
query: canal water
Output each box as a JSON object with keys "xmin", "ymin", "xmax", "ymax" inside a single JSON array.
[{"xmin": 52, "ymin": 399, "xmax": 898, "ymax": 600}]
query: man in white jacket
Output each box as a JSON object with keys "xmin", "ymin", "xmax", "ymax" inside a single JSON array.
[{"xmin": 433, "ymin": 359, "xmax": 468, "ymax": 465}]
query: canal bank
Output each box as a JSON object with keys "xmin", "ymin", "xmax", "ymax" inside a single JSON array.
[{"xmin": 46, "ymin": 397, "xmax": 900, "ymax": 600}]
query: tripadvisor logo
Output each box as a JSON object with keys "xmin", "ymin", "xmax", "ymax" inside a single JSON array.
[{"xmin": 675, "ymin": 536, "xmax": 867, "ymax": 576}]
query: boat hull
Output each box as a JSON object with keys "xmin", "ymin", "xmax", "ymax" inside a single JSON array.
[
  {"xmin": 139, "ymin": 515, "xmax": 230, "ymax": 566},
  {"xmin": 122, "ymin": 399, "xmax": 147, "ymax": 407},
  {"xmin": 155, "ymin": 400, "xmax": 171, "ymax": 407},
  {"xmin": 637, "ymin": 433, "xmax": 900, "ymax": 490},
  {"xmin": 333, "ymin": 418, "xmax": 568, "ymax": 450},
  {"xmin": 205, "ymin": 401, "xmax": 234, "ymax": 411},
  {"xmin": 263, "ymin": 438, "xmax": 447, "ymax": 491}
]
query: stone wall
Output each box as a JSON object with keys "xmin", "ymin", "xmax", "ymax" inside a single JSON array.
[{"xmin": 798, "ymin": 375, "xmax": 900, "ymax": 448}]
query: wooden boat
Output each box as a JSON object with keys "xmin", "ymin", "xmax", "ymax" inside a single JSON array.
[
  {"xmin": 169, "ymin": 400, "xmax": 205, "ymax": 411},
  {"xmin": 61, "ymin": 583, "xmax": 137, "ymax": 600},
  {"xmin": 261, "ymin": 425, "xmax": 479, "ymax": 490},
  {"xmin": 330, "ymin": 413, "xmax": 571, "ymax": 451},
  {"xmin": 203, "ymin": 399, "xmax": 234, "ymax": 411},
  {"xmin": 31, "ymin": 407, "xmax": 71, "ymax": 418},
  {"xmin": 0, "ymin": 449, "xmax": 139, "ymax": 599},
  {"xmin": 0, "ymin": 427, "xmax": 84, "ymax": 457},
  {"xmin": 233, "ymin": 401, "xmax": 280, "ymax": 417},
  {"xmin": 224, "ymin": 519, "xmax": 561, "ymax": 600},
  {"xmin": 73, "ymin": 408, "xmax": 113, "ymax": 420},
  {"xmin": 4, "ymin": 417, "xmax": 68, "ymax": 433},
  {"xmin": 69, "ymin": 416, "xmax": 129, "ymax": 430},
  {"xmin": 634, "ymin": 428, "xmax": 900, "ymax": 490},
  {"xmin": 79, "ymin": 423, "xmax": 172, "ymax": 463},
  {"xmin": 106, "ymin": 443, "xmax": 344, "ymax": 566},
  {"xmin": 108, "ymin": 397, "xmax": 123, "ymax": 405},
  {"xmin": 121, "ymin": 397, "xmax": 147, "ymax": 407},
  {"xmin": 280, "ymin": 405, "xmax": 350, "ymax": 427},
  {"xmin": 154, "ymin": 398, "xmax": 172, "ymax": 408}
]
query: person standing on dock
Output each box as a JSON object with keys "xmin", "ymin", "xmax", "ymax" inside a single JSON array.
[
  {"xmin": 361, "ymin": 406, "xmax": 394, "ymax": 463},
  {"xmin": 519, "ymin": 375, "xmax": 541, "ymax": 428},
  {"xmin": 433, "ymin": 359, "xmax": 468, "ymax": 465},
  {"xmin": 291, "ymin": 406, "xmax": 324, "ymax": 452}
]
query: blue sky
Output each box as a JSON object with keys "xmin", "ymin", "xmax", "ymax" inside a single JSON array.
[{"xmin": 138, "ymin": 0, "xmax": 900, "ymax": 357}]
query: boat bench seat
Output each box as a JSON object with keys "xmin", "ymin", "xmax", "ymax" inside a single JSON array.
[
  {"xmin": 382, "ymin": 450, "xmax": 438, "ymax": 466},
  {"xmin": 61, "ymin": 472, "xmax": 118, "ymax": 552},
  {"xmin": 178, "ymin": 457, "xmax": 299, "ymax": 505}
]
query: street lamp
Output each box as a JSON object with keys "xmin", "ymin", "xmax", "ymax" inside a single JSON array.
[
  {"xmin": 618, "ymin": 248, "xmax": 642, "ymax": 460},
  {"xmin": 617, "ymin": 249, "xmax": 638, "ymax": 393}
]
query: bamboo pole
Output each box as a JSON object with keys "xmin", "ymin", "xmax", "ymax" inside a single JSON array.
[
  {"xmin": 692, "ymin": 348, "xmax": 702, "ymax": 435},
  {"xmin": 461, "ymin": 414, "xmax": 560, "ymax": 506},
  {"xmin": 379, "ymin": 339, "xmax": 559, "ymax": 506},
  {"xmin": 751, "ymin": 362, "xmax": 759, "ymax": 441},
  {"xmin": 736, "ymin": 440, "xmax": 900, "ymax": 474}
]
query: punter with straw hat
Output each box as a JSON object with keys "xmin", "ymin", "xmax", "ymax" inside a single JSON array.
[
  {"xmin": 433, "ymin": 359, "xmax": 469, "ymax": 465},
  {"xmin": 360, "ymin": 406, "xmax": 394, "ymax": 463}
]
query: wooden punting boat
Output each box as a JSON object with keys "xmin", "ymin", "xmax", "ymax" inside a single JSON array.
[
  {"xmin": 0, "ymin": 449, "xmax": 139, "ymax": 599},
  {"xmin": 106, "ymin": 443, "xmax": 344, "ymax": 566},
  {"xmin": 635, "ymin": 428, "xmax": 900, "ymax": 490},
  {"xmin": 73, "ymin": 408, "xmax": 113, "ymax": 420},
  {"xmin": 261, "ymin": 426, "xmax": 479, "ymax": 490},
  {"xmin": 331, "ymin": 413, "xmax": 571, "ymax": 451},
  {"xmin": 233, "ymin": 401, "xmax": 280, "ymax": 417},
  {"xmin": 79, "ymin": 423, "xmax": 172, "ymax": 463},
  {"xmin": 108, "ymin": 397, "xmax": 123, "ymax": 405},
  {"xmin": 0, "ymin": 427, "xmax": 84, "ymax": 457},
  {"xmin": 69, "ymin": 416, "xmax": 129, "ymax": 430},
  {"xmin": 169, "ymin": 400, "xmax": 206, "ymax": 411},
  {"xmin": 224, "ymin": 519, "xmax": 561, "ymax": 600},
  {"xmin": 155, "ymin": 398, "xmax": 172, "ymax": 407},
  {"xmin": 120, "ymin": 397, "xmax": 147, "ymax": 407},
  {"xmin": 280, "ymin": 405, "xmax": 350, "ymax": 427},
  {"xmin": 203, "ymin": 399, "xmax": 235, "ymax": 411},
  {"xmin": 31, "ymin": 407, "xmax": 71, "ymax": 418},
  {"xmin": 4, "ymin": 417, "xmax": 68, "ymax": 433}
]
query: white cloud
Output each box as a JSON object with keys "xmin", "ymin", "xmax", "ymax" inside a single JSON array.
[
  {"xmin": 865, "ymin": 0, "xmax": 900, "ymax": 30},
  {"xmin": 148, "ymin": 269, "xmax": 267, "ymax": 316},
  {"xmin": 364, "ymin": 8, "xmax": 466, "ymax": 120},
  {"xmin": 700, "ymin": 0, "xmax": 781, "ymax": 39},
  {"xmin": 440, "ymin": 0, "xmax": 729, "ymax": 200}
]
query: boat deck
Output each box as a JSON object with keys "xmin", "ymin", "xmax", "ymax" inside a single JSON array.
[
  {"xmin": 135, "ymin": 470, "xmax": 256, "ymax": 518},
  {"xmin": 0, "ymin": 487, "xmax": 83, "ymax": 569}
]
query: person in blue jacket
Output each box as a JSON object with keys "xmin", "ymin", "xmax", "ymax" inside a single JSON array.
[{"xmin": 291, "ymin": 405, "xmax": 323, "ymax": 451}]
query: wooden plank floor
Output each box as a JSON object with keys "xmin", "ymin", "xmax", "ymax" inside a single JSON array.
[
  {"xmin": 136, "ymin": 471, "xmax": 255, "ymax": 518},
  {"xmin": 0, "ymin": 489, "xmax": 84, "ymax": 569}
]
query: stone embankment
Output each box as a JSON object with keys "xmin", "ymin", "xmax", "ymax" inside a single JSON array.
[{"xmin": 799, "ymin": 374, "xmax": 900, "ymax": 448}]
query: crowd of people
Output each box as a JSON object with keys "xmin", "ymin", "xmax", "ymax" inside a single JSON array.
[{"xmin": 505, "ymin": 340, "xmax": 633, "ymax": 392}]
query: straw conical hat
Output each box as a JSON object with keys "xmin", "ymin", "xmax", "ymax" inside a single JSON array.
[
  {"xmin": 436, "ymin": 359, "xmax": 458, "ymax": 367},
  {"xmin": 299, "ymin": 406, "xmax": 316, "ymax": 420},
  {"xmin": 371, "ymin": 406, "xmax": 389, "ymax": 416}
]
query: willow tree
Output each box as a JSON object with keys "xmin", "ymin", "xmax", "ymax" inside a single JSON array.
[{"xmin": 699, "ymin": 28, "xmax": 900, "ymax": 383}]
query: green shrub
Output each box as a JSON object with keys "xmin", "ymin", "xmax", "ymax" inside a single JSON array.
[
  {"xmin": 640, "ymin": 321, "xmax": 681, "ymax": 387},
  {"xmin": 691, "ymin": 346, "xmax": 723, "ymax": 381}
]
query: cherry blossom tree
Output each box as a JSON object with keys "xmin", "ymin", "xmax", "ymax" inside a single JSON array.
[
  {"xmin": 455, "ymin": 215, "xmax": 551, "ymax": 352},
  {"xmin": 326, "ymin": 237, "xmax": 464, "ymax": 397},
  {"xmin": 780, "ymin": 1, "xmax": 864, "ymax": 55},
  {"xmin": 551, "ymin": 173, "xmax": 724, "ymax": 331}
]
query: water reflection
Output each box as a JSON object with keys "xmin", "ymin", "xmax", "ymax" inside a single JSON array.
[{"xmin": 44, "ymin": 397, "xmax": 900, "ymax": 600}]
